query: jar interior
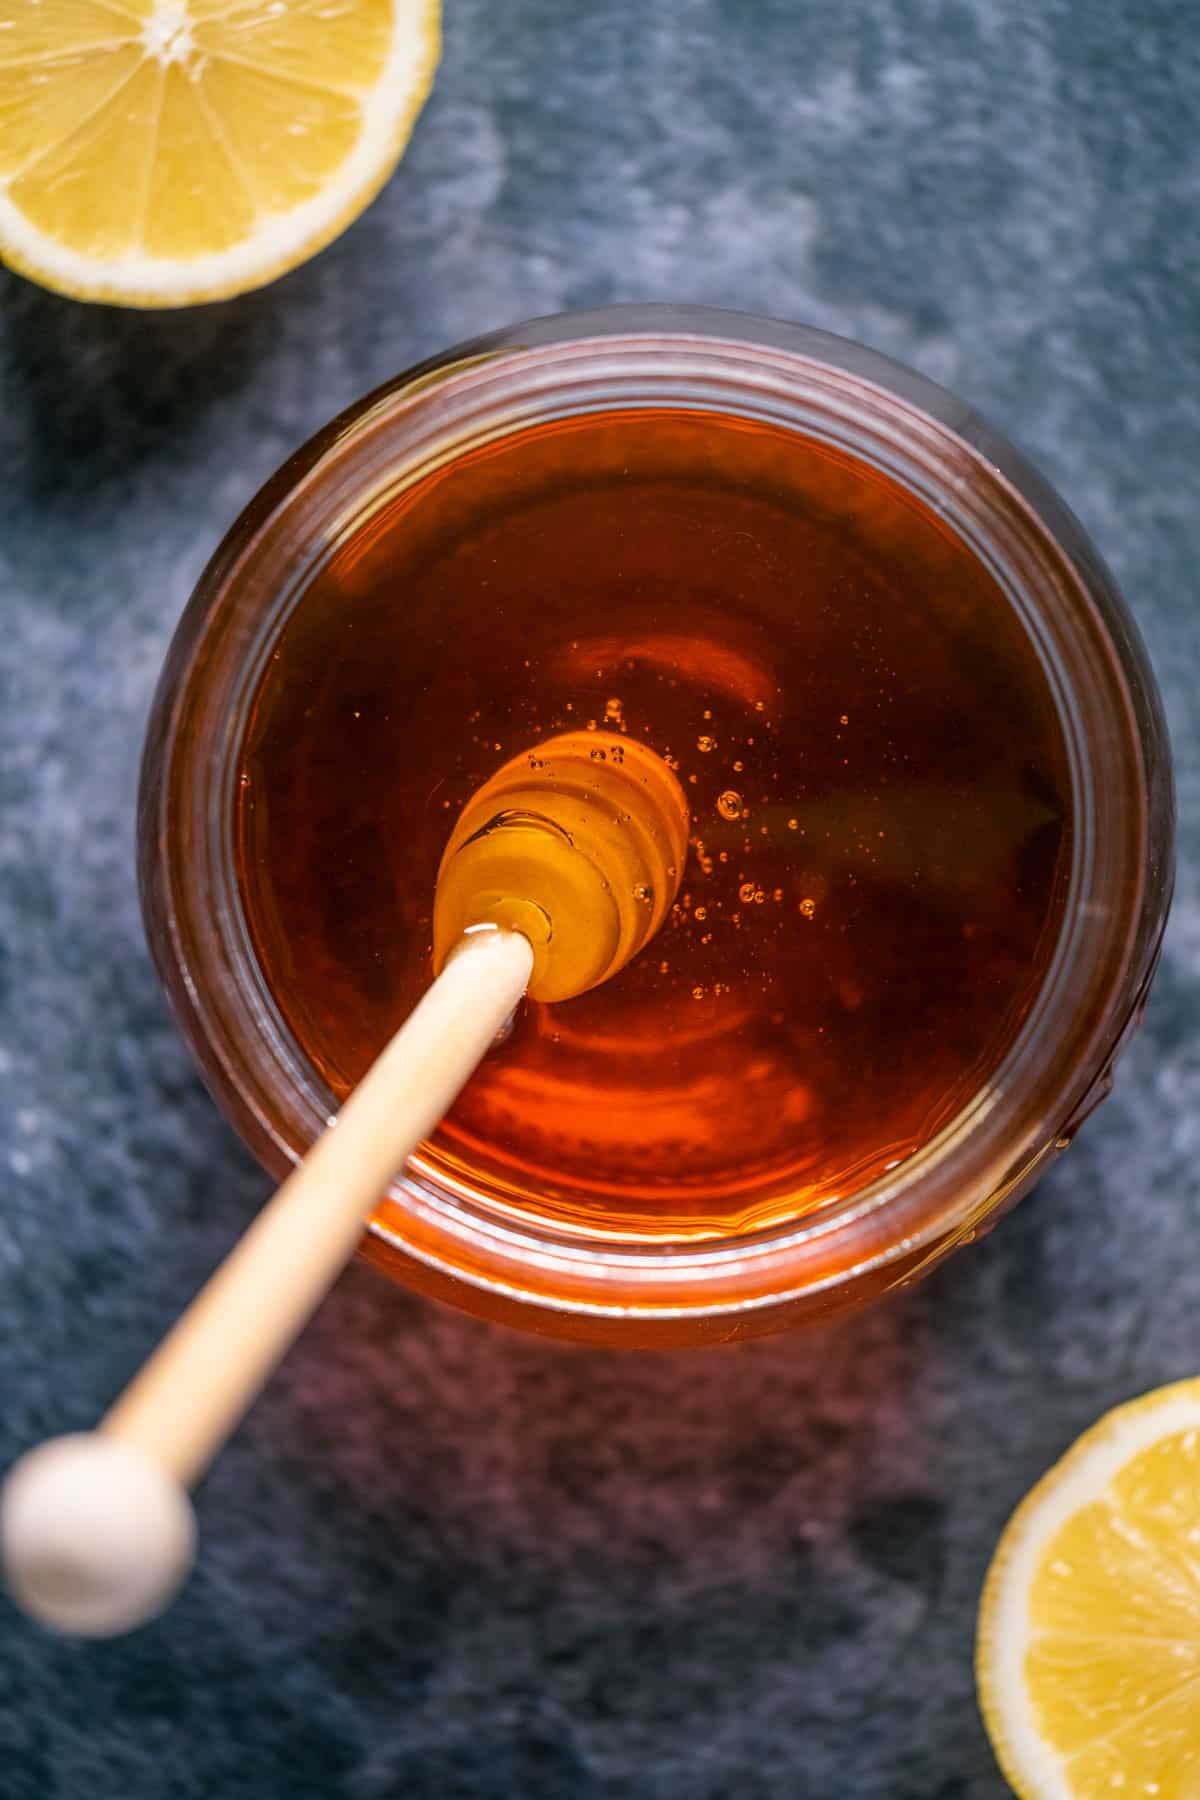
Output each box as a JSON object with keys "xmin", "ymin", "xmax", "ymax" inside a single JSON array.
[{"xmin": 232, "ymin": 404, "xmax": 1074, "ymax": 1244}]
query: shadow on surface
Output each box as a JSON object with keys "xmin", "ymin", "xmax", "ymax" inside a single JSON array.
[
  {"xmin": 184, "ymin": 1255, "xmax": 977, "ymax": 1796},
  {"xmin": 0, "ymin": 270, "xmax": 286, "ymax": 509}
]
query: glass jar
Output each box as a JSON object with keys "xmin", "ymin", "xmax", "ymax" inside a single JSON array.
[{"xmin": 138, "ymin": 306, "xmax": 1174, "ymax": 1346}]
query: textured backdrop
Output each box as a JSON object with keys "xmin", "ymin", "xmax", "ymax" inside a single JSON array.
[{"xmin": 1, "ymin": 1, "xmax": 1198, "ymax": 1795}]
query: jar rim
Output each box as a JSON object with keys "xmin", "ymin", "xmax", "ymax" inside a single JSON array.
[{"xmin": 139, "ymin": 305, "xmax": 1173, "ymax": 1329}]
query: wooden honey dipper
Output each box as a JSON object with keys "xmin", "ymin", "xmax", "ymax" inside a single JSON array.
[{"xmin": 1, "ymin": 733, "xmax": 688, "ymax": 1636}]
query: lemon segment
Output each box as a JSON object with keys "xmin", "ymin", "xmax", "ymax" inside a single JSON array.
[
  {"xmin": 978, "ymin": 1378, "xmax": 1200, "ymax": 1799},
  {"xmin": 0, "ymin": 47, "xmax": 144, "ymax": 179},
  {"xmin": 0, "ymin": 0, "xmax": 439, "ymax": 305},
  {"xmin": 191, "ymin": 0, "xmax": 394, "ymax": 91},
  {"xmin": 0, "ymin": 1, "xmax": 149, "ymax": 63}
]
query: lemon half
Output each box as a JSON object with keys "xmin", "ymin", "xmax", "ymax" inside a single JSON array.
[
  {"xmin": 978, "ymin": 1378, "xmax": 1200, "ymax": 1798},
  {"xmin": 0, "ymin": 0, "xmax": 440, "ymax": 306}
]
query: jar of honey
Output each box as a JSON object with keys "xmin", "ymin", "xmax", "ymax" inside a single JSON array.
[{"xmin": 138, "ymin": 306, "xmax": 1173, "ymax": 1344}]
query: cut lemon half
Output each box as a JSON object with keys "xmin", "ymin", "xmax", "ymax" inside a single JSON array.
[
  {"xmin": 0, "ymin": 0, "xmax": 440, "ymax": 307},
  {"xmin": 978, "ymin": 1378, "xmax": 1200, "ymax": 1799}
]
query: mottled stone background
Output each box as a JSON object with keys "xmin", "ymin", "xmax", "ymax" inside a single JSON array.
[{"xmin": 1, "ymin": 1, "xmax": 1197, "ymax": 1795}]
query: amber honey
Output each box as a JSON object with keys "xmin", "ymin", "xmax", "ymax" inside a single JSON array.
[{"xmin": 234, "ymin": 406, "xmax": 1072, "ymax": 1242}]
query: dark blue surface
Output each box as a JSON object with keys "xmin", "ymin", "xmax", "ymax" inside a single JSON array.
[{"xmin": 2, "ymin": 2, "xmax": 1198, "ymax": 1794}]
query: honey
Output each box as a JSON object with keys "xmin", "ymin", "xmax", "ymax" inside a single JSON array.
[{"xmin": 235, "ymin": 406, "xmax": 1072, "ymax": 1241}]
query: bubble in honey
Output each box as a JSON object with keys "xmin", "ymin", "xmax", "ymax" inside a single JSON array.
[
  {"xmin": 754, "ymin": 700, "xmax": 765, "ymax": 712},
  {"xmin": 717, "ymin": 789, "xmax": 746, "ymax": 822},
  {"xmin": 590, "ymin": 746, "xmax": 607, "ymax": 761},
  {"xmin": 692, "ymin": 986, "xmax": 705, "ymax": 1000},
  {"xmin": 697, "ymin": 734, "xmax": 716, "ymax": 753},
  {"xmin": 840, "ymin": 713, "xmax": 849, "ymax": 725},
  {"xmin": 732, "ymin": 759, "xmax": 744, "ymax": 773},
  {"xmin": 787, "ymin": 817, "xmax": 798, "ymax": 830},
  {"xmin": 738, "ymin": 881, "xmax": 756, "ymax": 903},
  {"xmin": 800, "ymin": 897, "xmax": 816, "ymax": 919},
  {"xmin": 694, "ymin": 906, "xmax": 707, "ymax": 921}
]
